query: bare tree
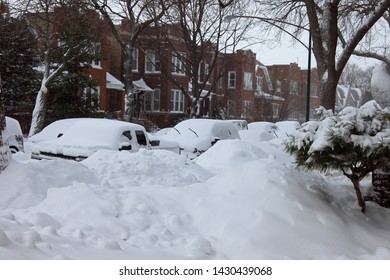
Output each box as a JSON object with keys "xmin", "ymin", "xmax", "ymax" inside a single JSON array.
[
  {"xmin": 254, "ymin": 0, "xmax": 390, "ymax": 110},
  {"xmin": 90, "ymin": 0, "xmax": 168, "ymax": 122},
  {"xmin": 346, "ymin": 5, "xmax": 390, "ymax": 69},
  {"xmin": 150, "ymin": 0, "xmax": 252, "ymax": 118},
  {"xmin": 340, "ymin": 62, "xmax": 374, "ymax": 92}
]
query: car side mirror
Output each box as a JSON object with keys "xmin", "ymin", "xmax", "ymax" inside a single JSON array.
[{"xmin": 150, "ymin": 140, "xmax": 160, "ymax": 147}]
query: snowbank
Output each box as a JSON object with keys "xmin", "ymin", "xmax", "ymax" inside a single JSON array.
[{"xmin": 1, "ymin": 138, "xmax": 390, "ymax": 259}]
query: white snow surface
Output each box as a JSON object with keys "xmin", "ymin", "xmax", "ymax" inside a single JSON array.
[{"xmin": 1, "ymin": 135, "xmax": 390, "ymax": 260}]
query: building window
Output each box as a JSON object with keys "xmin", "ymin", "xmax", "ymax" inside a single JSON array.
[
  {"xmin": 289, "ymin": 108, "xmax": 299, "ymax": 120},
  {"xmin": 145, "ymin": 50, "xmax": 160, "ymax": 73},
  {"xmin": 131, "ymin": 48, "xmax": 138, "ymax": 72},
  {"xmin": 217, "ymin": 76, "xmax": 223, "ymax": 88},
  {"xmin": 311, "ymin": 84, "xmax": 319, "ymax": 97},
  {"xmin": 228, "ymin": 71, "xmax": 236, "ymax": 88},
  {"xmin": 58, "ymin": 39, "xmax": 66, "ymax": 47},
  {"xmin": 244, "ymin": 72, "xmax": 253, "ymax": 90},
  {"xmin": 171, "ymin": 90, "xmax": 184, "ymax": 112},
  {"xmin": 172, "ymin": 52, "xmax": 185, "ymax": 75},
  {"xmin": 88, "ymin": 42, "xmax": 101, "ymax": 68},
  {"xmin": 256, "ymin": 76, "xmax": 263, "ymax": 91},
  {"xmin": 272, "ymin": 103, "xmax": 280, "ymax": 118},
  {"xmin": 290, "ymin": 80, "xmax": 298, "ymax": 95},
  {"xmin": 82, "ymin": 86, "xmax": 100, "ymax": 107},
  {"xmin": 205, "ymin": 63, "xmax": 210, "ymax": 83},
  {"xmin": 243, "ymin": 100, "xmax": 251, "ymax": 118},
  {"xmin": 144, "ymin": 89, "xmax": 160, "ymax": 112},
  {"xmin": 275, "ymin": 80, "xmax": 282, "ymax": 93}
]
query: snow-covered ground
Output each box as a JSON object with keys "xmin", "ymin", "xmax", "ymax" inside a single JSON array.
[{"xmin": 1, "ymin": 135, "xmax": 390, "ymax": 260}]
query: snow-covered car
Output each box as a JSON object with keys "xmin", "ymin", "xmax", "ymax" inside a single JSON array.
[
  {"xmin": 28, "ymin": 118, "xmax": 81, "ymax": 144},
  {"xmin": 275, "ymin": 121, "xmax": 300, "ymax": 139},
  {"xmin": 227, "ymin": 119, "xmax": 248, "ymax": 130},
  {"xmin": 161, "ymin": 119, "xmax": 240, "ymax": 158},
  {"xmin": 147, "ymin": 132, "xmax": 181, "ymax": 154},
  {"xmin": 30, "ymin": 118, "xmax": 162, "ymax": 161},
  {"xmin": 5, "ymin": 116, "xmax": 24, "ymax": 153},
  {"xmin": 248, "ymin": 121, "xmax": 279, "ymax": 137}
]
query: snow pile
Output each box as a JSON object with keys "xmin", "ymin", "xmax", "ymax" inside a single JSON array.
[
  {"xmin": 195, "ymin": 139, "xmax": 268, "ymax": 174},
  {"xmin": 187, "ymin": 159, "xmax": 390, "ymax": 259},
  {"xmin": 83, "ymin": 148, "xmax": 212, "ymax": 187},
  {"xmin": 1, "ymin": 134, "xmax": 390, "ymax": 259}
]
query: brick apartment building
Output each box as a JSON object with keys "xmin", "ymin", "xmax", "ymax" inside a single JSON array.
[
  {"xmin": 107, "ymin": 22, "xmax": 267, "ymax": 129},
  {"xmin": 261, "ymin": 63, "xmax": 321, "ymax": 123},
  {"xmin": 15, "ymin": 6, "xmax": 322, "ymax": 132},
  {"xmin": 108, "ymin": 20, "xmax": 322, "ymax": 127}
]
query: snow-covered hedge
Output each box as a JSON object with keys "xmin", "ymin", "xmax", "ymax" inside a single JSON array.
[{"xmin": 285, "ymin": 100, "xmax": 390, "ymax": 213}]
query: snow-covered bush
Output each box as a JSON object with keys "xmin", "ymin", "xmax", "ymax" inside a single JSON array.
[{"xmin": 285, "ymin": 100, "xmax": 390, "ymax": 213}]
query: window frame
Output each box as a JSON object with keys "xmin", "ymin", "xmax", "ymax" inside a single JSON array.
[
  {"xmin": 256, "ymin": 76, "xmax": 262, "ymax": 90},
  {"xmin": 145, "ymin": 50, "xmax": 160, "ymax": 73},
  {"xmin": 144, "ymin": 89, "xmax": 161, "ymax": 112},
  {"xmin": 89, "ymin": 42, "xmax": 101, "ymax": 68},
  {"xmin": 275, "ymin": 80, "xmax": 282, "ymax": 93},
  {"xmin": 171, "ymin": 51, "xmax": 186, "ymax": 75},
  {"xmin": 170, "ymin": 90, "xmax": 184, "ymax": 112},
  {"xmin": 82, "ymin": 86, "xmax": 100, "ymax": 107},
  {"xmin": 244, "ymin": 72, "xmax": 253, "ymax": 90},
  {"xmin": 290, "ymin": 80, "xmax": 298, "ymax": 95},
  {"xmin": 131, "ymin": 48, "xmax": 138, "ymax": 72},
  {"xmin": 243, "ymin": 100, "xmax": 251, "ymax": 118},
  {"xmin": 228, "ymin": 71, "xmax": 236, "ymax": 88},
  {"xmin": 272, "ymin": 103, "xmax": 280, "ymax": 118}
]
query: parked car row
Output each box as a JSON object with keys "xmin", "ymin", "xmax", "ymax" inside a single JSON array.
[
  {"xmin": 159, "ymin": 119, "xmax": 241, "ymax": 158},
  {"xmin": 2, "ymin": 116, "xmax": 300, "ymax": 162}
]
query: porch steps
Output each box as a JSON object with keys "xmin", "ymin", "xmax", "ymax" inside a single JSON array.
[{"xmin": 133, "ymin": 118, "xmax": 159, "ymax": 133}]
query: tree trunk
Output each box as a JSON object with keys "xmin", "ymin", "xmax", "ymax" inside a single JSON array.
[
  {"xmin": 189, "ymin": 99, "xmax": 198, "ymax": 118},
  {"xmin": 28, "ymin": 84, "xmax": 48, "ymax": 137},
  {"xmin": 123, "ymin": 46, "xmax": 135, "ymax": 122},
  {"xmin": 351, "ymin": 177, "xmax": 366, "ymax": 213},
  {"xmin": 319, "ymin": 71, "xmax": 339, "ymax": 111}
]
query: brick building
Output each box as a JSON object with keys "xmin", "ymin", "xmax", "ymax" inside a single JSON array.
[
  {"xmin": 106, "ymin": 22, "xmax": 264, "ymax": 129},
  {"xmin": 97, "ymin": 21, "xmax": 322, "ymax": 127},
  {"xmin": 22, "ymin": 7, "xmax": 322, "ymax": 131},
  {"xmin": 258, "ymin": 63, "xmax": 321, "ymax": 123}
]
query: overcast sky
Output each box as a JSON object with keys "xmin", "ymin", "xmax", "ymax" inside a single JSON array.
[{"xmin": 250, "ymin": 43, "xmax": 380, "ymax": 70}]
